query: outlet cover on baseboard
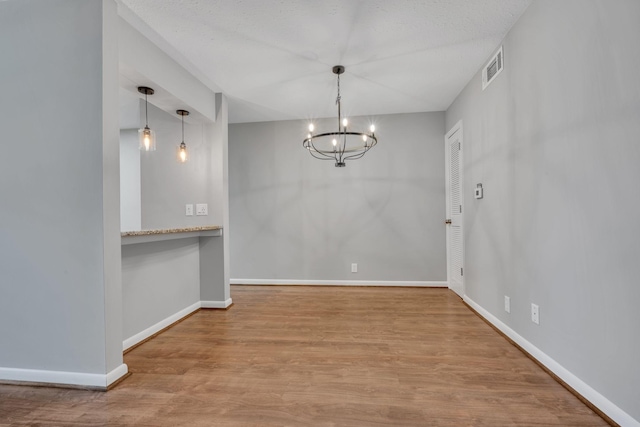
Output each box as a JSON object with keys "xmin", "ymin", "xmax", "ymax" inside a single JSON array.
[{"xmin": 351, "ymin": 263, "xmax": 358, "ymax": 273}]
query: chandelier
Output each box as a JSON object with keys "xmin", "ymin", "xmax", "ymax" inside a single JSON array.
[{"xmin": 303, "ymin": 65, "xmax": 377, "ymax": 167}]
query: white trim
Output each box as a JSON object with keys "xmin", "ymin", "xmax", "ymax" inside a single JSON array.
[
  {"xmin": 201, "ymin": 298, "xmax": 233, "ymax": 308},
  {"xmin": 231, "ymin": 279, "xmax": 447, "ymax": 287},
  {"xmin": 123, "ymin": 301, "xmax": 201, "ymax": 351},
  {"xmin": 464, "ymin": 295, "xmax": 639, "ymax": 427},
  {"xmin": 445, "ymin": 120, "xmax": 464, "ymax": 298},
  {"xmin": 0, "ymin": 363, "xmax": 128, "ymax": 389},
  {"xmin": 106, "ymin": 363, "xmax": 129, "ymax": 386}
]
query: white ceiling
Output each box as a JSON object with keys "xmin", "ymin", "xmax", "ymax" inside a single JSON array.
[{"xmin": 118, "ymin": 0, "xmax": 531, "ymax": 124}]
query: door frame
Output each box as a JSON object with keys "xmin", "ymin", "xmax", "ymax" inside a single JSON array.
[{"xmin": 445, "ymin": 120, "xmax": 464, "ymax": 297}]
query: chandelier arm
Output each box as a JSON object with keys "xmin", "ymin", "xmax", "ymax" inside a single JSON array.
[
  {"xmin": 308, "ymin": 151, "xmax": 337, "ymax": 161},
  {"xmin": 308, "ymin": 148, "xmax": 337, "ymax": 160},
  {"xmin": 342, "ymin": 149, "xmax": 371, "ymax": 161},
  {"xmin": 307, "ymin": 131, "xmax": 372, "ymax": 139},
  {"xmin": 310, "ymin": 138, "xmax": 334, "ymax": 158},
  {"xmin": 306, "ymin": 142, "xmax": 337, "ymax": 160},
  {"xmin": 341, "ymin": 137, "xmax": 377, "ymax": 161},
  {"xmin": 305, "ymin": 139, "xmax": 339, "ymax": 160},
  {"xmin": 304, "ymin": 133, "xmax": 376, "ymax": 153}
]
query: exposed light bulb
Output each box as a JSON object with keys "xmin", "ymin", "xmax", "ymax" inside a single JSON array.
[
  {"xmin": 308, "ymin": 123, "xmax": 314, "ymax": 132},
  {"xmin": 362, "ymin": 134, "xmax": 367, "ymax": 142},
  {"xmin": 370, "ymin": 124, "xmax": 375, "ymax": 133},
  {"xmin": 139, "ymin": 126, "xmax": 156, "ymax": 151},
  {"xmin": 144, "ymin": 133, "xmax": 151, "ymax": 151},
  {"xmin": 332, "ymin": 138, "xmax": 337, "ymax": 147},
  {"xmin": 342, "ymin": 118, "xmax": 348, "ymax": 127},
  {"xmin": 307, "ymin": 133, "xmax": 311, "ymax": 139},
  {"xmin": 178, "ymin": 142, "xmax": 188, "ymax": 163}
]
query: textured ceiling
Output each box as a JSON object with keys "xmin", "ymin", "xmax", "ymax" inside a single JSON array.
[{"xmin": 118, "ymin": 0, "xmax": 531, "ymax": 123}]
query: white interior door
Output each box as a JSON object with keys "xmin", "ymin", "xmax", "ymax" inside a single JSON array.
[{"xmin": 445, "ymin": 121, "xmax": 464, "ymax": 298}]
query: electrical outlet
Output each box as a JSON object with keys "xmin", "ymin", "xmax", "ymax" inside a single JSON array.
[
  {"xmin": 351, "ymin": 263, "xmax": 358, "ymax": 273},
  {"xmin": 531, "ymin": 303, "xmax": 539, "ymax": 324},
  {"xmin": 196, "ymin": 203, "xmax": 208, "ymax": 216},
  {"xmin": 504, "ymin": 296, "xmax": 510, "ymax": 313},
  {"xmin": 185, "ymin": 204, "xmax": 194, "ymax": 216}
]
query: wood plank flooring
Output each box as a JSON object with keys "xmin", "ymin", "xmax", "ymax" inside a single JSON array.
[{"xmin": 0, "ymin": 286, "xmax": 609, "ymax": 426}]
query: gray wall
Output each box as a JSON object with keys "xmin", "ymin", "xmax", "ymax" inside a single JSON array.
[
  {"xmin": 139, "ymin": 102, "xmax": 217, "ymax": 230},
  {"xmin": 207, "ymin": 93, "xmax": 231, "ymax": 301},
  {"xmin": 445, "ymin": 0, "xmax": 640, "ymax": 421},
  {"xmin": 0, "ymin": 0, "xmax": 122, "ymax": 375},
  {"xmin": 120, "ymin": 129, "xmax": 141, "ymax": 231},
  {"xmin": 229, "ymin": 112, "xmax": 446, "ymax": 282},
  {"xmin": 121, "ymin": 95, "xmax": 230, "ymax": 342},
  {"xmin": 101, "ymin": 0, "xmax": 124, "ymax": 375},
  {"xmin": 122, "ymin": 238, "xmax": 200, "ymax": 340}
]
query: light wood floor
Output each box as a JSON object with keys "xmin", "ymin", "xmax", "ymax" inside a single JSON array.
[{"xmin": 1, "ymin": 286, "xmax": 609, "ymax": 426}]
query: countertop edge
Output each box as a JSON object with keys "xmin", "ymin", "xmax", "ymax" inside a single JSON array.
[{"xmin": 121, "ymin": 226, "xmax": 222, "ymax": 237}]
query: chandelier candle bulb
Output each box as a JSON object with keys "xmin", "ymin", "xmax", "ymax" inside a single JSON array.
[{"xmin": 302, "ymin": 65, "xmax": 377, "ymax": 167}]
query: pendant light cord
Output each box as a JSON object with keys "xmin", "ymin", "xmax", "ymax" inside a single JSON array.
[
  {"xmin": 145, "ymin": 93, "xmax": 149, "ymax": 127},
  {"xmin": 181, "ymin": 113, "xmax": 185, "ymax": 142}
]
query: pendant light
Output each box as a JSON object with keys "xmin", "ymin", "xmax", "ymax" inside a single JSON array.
[
  {"xmin": 303, "ymin": 66, "xmax": 377, "ymax": 167},
  {"xmin": 138, "ymin": 86, "xmax": 156, "ymax": 151},
  {"xmin": 176, "ymin": 109, "xmax": 189, "ymax": 163}
]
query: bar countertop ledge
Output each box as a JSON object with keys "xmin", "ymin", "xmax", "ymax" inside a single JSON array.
[{"xmin": 121, "ymin": 226, "xmax": 223, "ymax": 245}]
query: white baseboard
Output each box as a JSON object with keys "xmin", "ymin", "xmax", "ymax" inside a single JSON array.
[
  {"xmin": 201, "ymin": 298, "xmax": 233, "ymax": 308},
  {"xmin": 0, "ymin": 363, "xmax": 128, "ymax": 389},
  {"xmin": 123, "ymin": 301, "xmax": 201, "ymax": 351},
  {"xmin": 231, "ymin": 279, "xmax": 447, "ymax": 287},
  {"xmin": 464, "ymin": 295, "xmax": 639, "ymax": 427}
]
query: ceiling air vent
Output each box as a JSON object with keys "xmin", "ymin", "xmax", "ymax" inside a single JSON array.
[{"xmin": 482, "ymin": 46, "xmax": 504, "ymax": 90}]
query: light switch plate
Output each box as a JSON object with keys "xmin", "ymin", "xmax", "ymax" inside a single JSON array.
[
  {"xmin": 186, "ymin": 204, "xmax": 194, "ymax": 216},
  {"xmin": 196, "ymin": 203, "xmax": 208, "ymax": 216}
]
